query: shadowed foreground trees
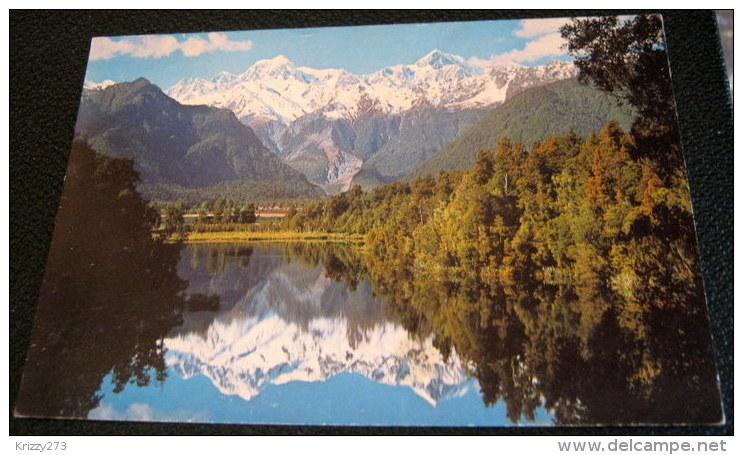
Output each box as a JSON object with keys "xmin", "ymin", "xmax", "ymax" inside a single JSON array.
[{"xmin": 16, "ymin": 139, "xmax": 190, "ymax": 418}]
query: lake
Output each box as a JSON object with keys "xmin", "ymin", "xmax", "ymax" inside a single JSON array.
[
  {"xmin": 19, "ymin": 232, "xmax": 720, "ymax": 426},
  {"xmin": 87, "ymin": 242, "xmax": 553, "ymax": 426}
]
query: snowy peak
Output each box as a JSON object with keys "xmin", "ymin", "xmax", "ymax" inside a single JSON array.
[
  {"xmin": 166, "ymin": 77, "xmax": 217, "ymax": 103},
  {"xmin": 263, "ymin": 54, "xmax": 292, "ymax": 66},
  {"xmin": 240, "ymin": 54, "xmax": 297, "ymax": 81},
  {"xmin": 539, "ymin": 59, "xmax": 577, "ymax": 79},
  {"xmin": 249, "ymin": 54, "xmax": 294, "ymax": 72},
  {"xmin": 211, "ymin": 71, "xmax": 237, "ymax": 85},
  {"xmin": 416, "ymin": 49, "xmax": 466, "ymax": 69},
  {"xmin": 83, "ymin": 79, "xmax": 116, "ymax": 90},
  {"xmin": 166, "ymin": 50, "xmax": 576, "ymax": 124},
  {"xmin": 365, "ymin": 49, "xmax": 480, "ymax": 90},
  {"xmin": 164, "ymin": 51, "xmax": 577, "ymax": 189}
]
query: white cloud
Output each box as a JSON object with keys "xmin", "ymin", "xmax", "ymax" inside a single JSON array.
[
  {"xmin": 130, "ymin": 35, "xmax": 180, "ymax": 59},
  {"xmin": 181, "ymin": 36, "xmax": 212, "ymax": 57},
  {"xmin": 89, "ymin": 32, "xmax": 253, "ymax": 61},
  {"xmin": 513, "ymin": 17, "xmax": 571, "ymax": 39},
  {"xmin": 89, "ymin": 37, "xmax": 133, "ymax": 60},
  {"xmin": 206, "ymin": 32, "xmax": 253, "ymax": 53},
  {"xmin": 490, "ymin": 32, "xmax": 567, "ymax": 66},
  {"xmin": 483, "ymin": 18, "xmax": 574, "ymax": 67}
]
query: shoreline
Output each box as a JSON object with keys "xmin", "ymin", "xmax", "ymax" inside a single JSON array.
[{"xmin": 183, "ymin": 231, "xmax": 365, "ymax": 244}]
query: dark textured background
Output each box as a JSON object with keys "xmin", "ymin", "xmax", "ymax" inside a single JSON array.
[{"xmin": 9, "ymin": 10, "xmax": 733, "ymax": 436}]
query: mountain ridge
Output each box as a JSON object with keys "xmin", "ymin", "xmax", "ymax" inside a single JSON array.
[
  {"xmin": 166, "ymin": 51, "xmax": 576, "ymax": 124},
  {"xmin": 75, "ymin": 78, "xmax": 325, "ymax": 202}
]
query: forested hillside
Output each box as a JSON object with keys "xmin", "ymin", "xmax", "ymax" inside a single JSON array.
[
  {"xmin": 414, "ymin": 78, "xmax": 634, "ymax": 177},
  {"xmin": 352, "ymin": 107, "xmax": 488, "ymax": 187}
]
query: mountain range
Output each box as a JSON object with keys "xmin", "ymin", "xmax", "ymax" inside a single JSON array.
[
  {"xmin": 166, "ymin": 51, "xmax": 575, "ymax": 125},
  {"xmin": 165, "ymin": 51, "xmax": 579, "ymax": 191},
  {"xmin": 78, "ymin": 50, "xmax": 631, "ymax": 199}
]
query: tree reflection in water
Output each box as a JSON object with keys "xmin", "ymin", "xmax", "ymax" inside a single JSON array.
[
  {"xmin": 175, "ymin": 241, "xmax": 722, "ymax": 425},
  {"xmin": 363, "ymin": 252, "xmax": 722, "ymax": 425},
  {"xmin": 176, "ymin": 242, "xmax": 384, "ymax": 350}
]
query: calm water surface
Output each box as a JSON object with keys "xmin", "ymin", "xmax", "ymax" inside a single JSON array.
[{"xmin": 88, "ymin": 243, "xmax": 552, "ymax": 425}]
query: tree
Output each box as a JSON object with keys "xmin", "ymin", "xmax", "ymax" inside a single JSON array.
[
  {"xmin": 560, "ymin": 15, "xmax": 684, "ymax": 174},
  {"xmin": 560, "ymin": 15, "xmax": 672, "ymax": 128},
  {"xmin": 323, "ymin": 193, "xmax": 350, "ymax": 230},
  {"xmin": 197, "ymin": 206, "xmax": 209, "ymax": 224},
  {"xmin": 239, "ymin": 203, "xmax": 257, "ymax": 224},
  {"xmin": 473, "ymin": 150, "xmax": 495, "ymax": 185},
  {"xmin": 15, "ymin": 139, "xmax": 189, "ymax": 418},
  {"xmin": 162, "ymin": 200, "xmax": 186, "ymax": 239}
]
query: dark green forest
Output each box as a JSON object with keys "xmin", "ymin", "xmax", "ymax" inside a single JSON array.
[{"xmin": 75, "ymin": 77, "xmax": 324, "ymax": 203}]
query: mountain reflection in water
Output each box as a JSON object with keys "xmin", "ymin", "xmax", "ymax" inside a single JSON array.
[
  {"xmin": 85, "ymin": 242, "xmax": 547, "ymax": 426},
  {"xmin": 19, "ymin": 141, "xmax": 721, "ymax": 427},
  {"xmin": 166, "ymin": 243, "xmax": 474, "ymax": 407}
]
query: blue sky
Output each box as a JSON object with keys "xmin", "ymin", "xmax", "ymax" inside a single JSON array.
[{"xmin": 84, "ymin": 18, "xmax": 574, "ymax": 90}]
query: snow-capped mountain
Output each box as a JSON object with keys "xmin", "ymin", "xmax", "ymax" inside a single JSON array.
[
  {"xmin": 167, "ymin": 54, "xmax": 363, "ymax": 125},
  {"xmin": 167, "ymin": 51, "xmax": 577, "ymax": 191},
  {"xmin": 168, "ymin": 50, "xmax": 572, "ymax": 123}
]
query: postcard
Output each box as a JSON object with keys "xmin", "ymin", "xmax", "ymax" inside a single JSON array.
[{"xmin": 15, "ymin": 14, "xmax": 724, "ymax": 426}]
